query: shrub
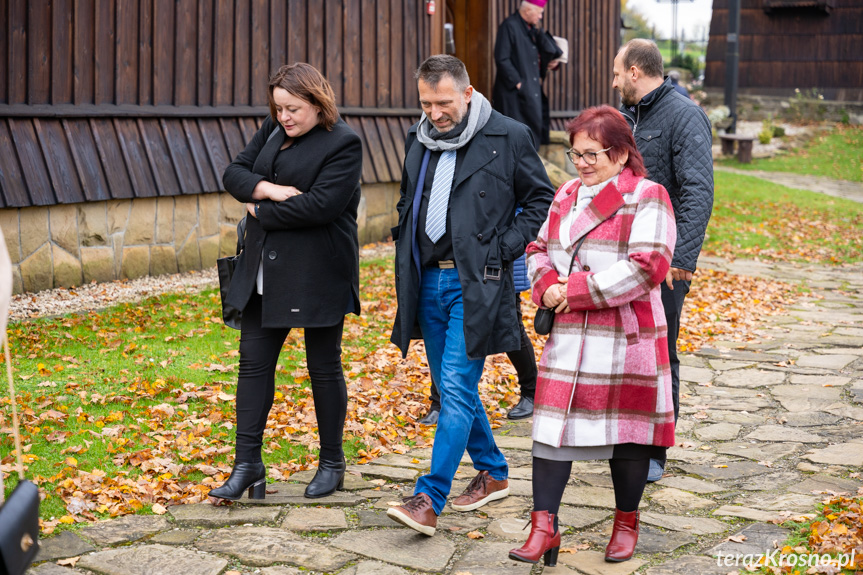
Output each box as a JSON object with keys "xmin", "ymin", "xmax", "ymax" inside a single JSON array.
[
  {"xmin": 708, "ymin": 106, "xmax": 731, "ymax": 127},
  {"xmin": 668, "ymin": 53, "xmax": 701, "ymax": 78},
  {"xmin": 759, "ymin": 115, "xmax": 775, "ymax": 144},
  {"xmin": 784, "ymin": 88, "xmax": 827, "ymax": 124}
]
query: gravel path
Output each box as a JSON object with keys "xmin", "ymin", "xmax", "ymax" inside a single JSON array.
[{"xmin": 9, "ymin": 268, "xmax": 219, "ymax": 322}]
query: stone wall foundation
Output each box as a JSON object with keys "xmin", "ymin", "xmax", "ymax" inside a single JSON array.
[
  {"xmin": 52, "ymin": 244, "xmax": 83, "ymax": 287},
  {"xmin": 151, "ymin": 245, "xmax": 179, "ymax": 276},
  {"xmin": 0, "ymin": 192, "xmax": 257, "ymax": 293},
  {"xmin": 20, "ymin": 244, "xmax": 52, "ymax": 293},
  {"xmin": 81, "ymin": 247, "xmax": 115, "ymax": 284}
]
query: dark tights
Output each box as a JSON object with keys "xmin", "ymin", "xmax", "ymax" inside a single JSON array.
[
  {"xmin": 532, "ymin": 455, "xmax": 650, "ymax": 531},
  {"xmin": 235, "ymin": 293, "xmax": 347, "ymax": 464},
  {"xmin": 609, "ymin": 457, "xmax": 651, "ymax": 511}
]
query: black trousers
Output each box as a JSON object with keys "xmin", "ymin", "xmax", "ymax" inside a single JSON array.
[
  {"xmin": 429, "ymin": 291, "xmax": 537, "ymax": 409},
  {"xmin": 656, "ymin": 278, "xmax": 690, "ymax": 465},
  {"xmin": 234, "ymin": 293, "xmax": 347, "ymax": 465}
]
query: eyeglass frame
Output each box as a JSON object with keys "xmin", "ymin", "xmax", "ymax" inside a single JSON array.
[{"xmin": 566, "ymin": 146, "xmax": 613, "ymax": 166}]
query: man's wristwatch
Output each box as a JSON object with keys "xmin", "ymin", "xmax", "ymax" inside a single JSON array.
[{"xmin": 254, "ymin": 203, "xmax": 260, "ymax": 218}]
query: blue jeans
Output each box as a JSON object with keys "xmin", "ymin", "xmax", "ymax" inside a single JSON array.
[{"xmin": 415, "ymin": 267, "xmax": 508, "ymax": 515}]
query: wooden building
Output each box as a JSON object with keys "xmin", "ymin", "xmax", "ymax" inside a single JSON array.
[
  {"xmin": 705, "ymin": 0, "xmax": 863, "ymax": 101},
  {"xmin": 0, "ymin": 0, "xmax": 618, "ymax": 294}
]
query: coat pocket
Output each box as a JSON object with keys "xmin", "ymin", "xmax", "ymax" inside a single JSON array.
[
  {"xmin": 636, "ymin": 129, "xmax": 663, "ymax": 161},
  {"xmin": 618, "ymin": 303, "xmax": 639, "ymax": 346}
]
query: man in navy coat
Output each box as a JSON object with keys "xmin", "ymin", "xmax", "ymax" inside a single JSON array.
[
  {"xmin": 492, "ymin": 0, "xmax": 563, "ymax": 150},
  {"xmin": 388, "ymin": 55, "xmax": 553, "ymax": 536}
]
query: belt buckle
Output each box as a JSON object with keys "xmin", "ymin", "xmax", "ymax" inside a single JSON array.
[
  {"xmin": 483, "ymin": 266, "xmax": 501, "ymax": 281},
  {"xmin": 439, "ymin": 260, "xmax": 455, "ymax": 269}
]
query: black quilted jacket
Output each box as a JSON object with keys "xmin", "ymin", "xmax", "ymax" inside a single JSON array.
[{"xmin": 620, "ymin": 78, "xmax": 714, "ymax": 272}]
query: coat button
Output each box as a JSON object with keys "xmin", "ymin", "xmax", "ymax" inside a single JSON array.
[
  {"xmin": 268, "ymin": 251, "xmax": 277, "ymax": 260},
  {"xmin": 476, "ymin": 233, "xmax": 483, "ymax": 240},
  {"xmin": 479, "ymin": 191, "xmax": 486, "ymax": 197},
  {"xmin": 583, "ymin": 265, "xmax": 591, "ymax": 271}
]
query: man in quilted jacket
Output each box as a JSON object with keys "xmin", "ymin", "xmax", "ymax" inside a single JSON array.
[{"xmin": 612, "ymin": 38, "xmax": 714, "ymax": 482}]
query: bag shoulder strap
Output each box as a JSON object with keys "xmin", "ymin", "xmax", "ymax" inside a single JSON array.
[
  {"xmin": 236, "ymin": 217, "xmax": 247, "ymax": 255},
  {"xmin": 565, "ymin": 234, "xmax": 588, "ymax": 274}
]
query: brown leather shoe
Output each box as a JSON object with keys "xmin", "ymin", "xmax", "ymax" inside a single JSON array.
[
  {"xmin": 387, "ymin": 493, "xmax": 437, "ymax": 536},
  {"xmin": 451, "ymin": 470, "xmax": 510, "ymax": 511}
]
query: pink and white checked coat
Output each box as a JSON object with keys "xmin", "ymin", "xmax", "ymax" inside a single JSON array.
[{"xmin": 526, "ymin": 167, "xmax": 677, "ymax": 449}]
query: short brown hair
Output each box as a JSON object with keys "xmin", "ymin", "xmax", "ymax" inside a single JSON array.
[
  {"xmin": 268, "ymin": 63, "xmax": 338, "ymax": 130},
  {"xmin": 415, "ymin": 55, "xmax": 470, "ymax": 92},
  {"xmin": 621, "ymin": 39, "xmax": 663, "ymax": 79}
]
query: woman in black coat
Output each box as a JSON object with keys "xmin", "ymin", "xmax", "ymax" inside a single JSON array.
[{"xmin": 209, "ymin": 63, "xmax": 362, "ymax": 501}]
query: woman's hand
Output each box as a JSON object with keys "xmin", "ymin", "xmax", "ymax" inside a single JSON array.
[
  {"xmin": 251, "ymin": 181, "xmax": 303, "ymax": 202},
  {"xmin": 246, "ymin": 202, "xmax": 257, "ymax": 218},
  {"xmin": 541, "ymin": 276, "xmax": 570, "ymax": 313},
  {"xmin": 266, "ymin": 184, "xmax": 303, "ymax": 202}
]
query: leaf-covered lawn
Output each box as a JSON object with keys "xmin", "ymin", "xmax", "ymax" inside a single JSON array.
[
  {"xmin": 716, "ymin": 124, "xmax": 863, "ymax": 182},
  {"xmin": 703, "ymin": 171, "xmax": 863, "ymax": 264},
  {"xmin": 754, "ymin": 490, "xmax": 863, "ymax": 574}
]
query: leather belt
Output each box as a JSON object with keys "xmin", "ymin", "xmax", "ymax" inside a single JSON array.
[{"xmin": 431, "ymin": 260, "xmax": 455, "ymax": 269}]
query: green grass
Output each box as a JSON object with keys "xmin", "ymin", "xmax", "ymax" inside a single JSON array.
[
  {"xmin": 703, "ymin": 171, "xmax": 863, "ymax": 263},
  {"xmin": 716, "ymin": 125, "xmax": 863, "ymax": 182}
]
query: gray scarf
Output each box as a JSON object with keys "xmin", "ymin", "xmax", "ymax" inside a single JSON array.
[{"xmin": 416, "ymin": 90, "xmax": 493, "ymax": 151}]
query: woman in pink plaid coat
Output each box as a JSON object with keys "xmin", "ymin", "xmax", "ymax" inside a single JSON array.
[{"xmin": 509, "ymin": 106, "xmax": 677, "ymax": 567}]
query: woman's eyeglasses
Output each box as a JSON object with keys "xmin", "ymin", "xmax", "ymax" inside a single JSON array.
[{"xmin": 566, "ymin": 146, "xmax": 612, "ymax": 166}]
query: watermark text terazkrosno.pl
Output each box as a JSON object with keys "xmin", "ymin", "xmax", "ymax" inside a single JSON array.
[{"xmin": 716, "ymin": 549, "xmax": 856, "ymax": 569}]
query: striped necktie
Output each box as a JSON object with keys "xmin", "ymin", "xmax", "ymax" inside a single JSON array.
[{"xmin": 425, "ymin": 149, "xmax": 457, "ymax": 243}]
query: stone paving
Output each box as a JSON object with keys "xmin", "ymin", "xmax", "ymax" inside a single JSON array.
[{"xmin": 25, "ymin": 255, "xmax": 863, "ymax": 574}]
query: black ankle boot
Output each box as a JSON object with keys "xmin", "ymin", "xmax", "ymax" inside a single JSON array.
[
  {"xmin": 304, "ymin": 457, "xmax": 346, "ymax": 498},
  {"xmin": 209, "ymin": 462, "xmax": 266, "ymax": 501}
]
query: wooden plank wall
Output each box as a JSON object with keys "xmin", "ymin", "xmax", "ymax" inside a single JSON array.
[
  {"xmin": 490, "ymin": 0, "xmax": 620, "ymax": 121},
  {"xmin": 706, "ymin": 0, "xmax": 863, "ymax": 99},
  {"xmin": 0, "ymin": 0, "xmax": 432, "ymax": 207},
  {"xmin": 0, "ymin": 0, "xmax": 430, "ymax": 110},
  {"xmin": 0, "ymin": 0, "xmax": 622, "ymax": 208},
  {"xmin": 0, "ymin": 111, "xmax": 421, "ymax": 208}
]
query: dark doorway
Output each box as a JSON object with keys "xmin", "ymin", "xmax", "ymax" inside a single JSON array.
[{"xmin": 445, "ymin": 0, "xmax": 494, "ymax": 97}]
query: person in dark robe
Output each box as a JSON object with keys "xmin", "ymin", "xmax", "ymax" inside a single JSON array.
[{"xmin": 492, "ymin": 0, "xmax": 563, "ymax": 150}]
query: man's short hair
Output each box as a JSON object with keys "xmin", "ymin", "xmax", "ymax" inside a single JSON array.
[
  {"xmin": 621, "ymin": 39, "xmax": 664, "ymax": 79},
  {"xmin": 415, "ymin": 55, "xmax": 470, "ymax": 92}
]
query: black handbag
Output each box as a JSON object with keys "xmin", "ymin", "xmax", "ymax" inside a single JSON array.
[
  {"xmin": 533, "ymin": 235, "xmax": 587, "ymax": 336},
  {"xmin": 217, "ymin": 217, "xmax": 247, "ymax": 330},
  {"xmin": 0, "ymin": 336, "xmax": 40, "ymax": 575}
]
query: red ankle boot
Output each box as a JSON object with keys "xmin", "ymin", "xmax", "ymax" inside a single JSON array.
[
  {"xmin": 605, "ymin": 509, "xmax": 639, "ymax": 562},
  {"xmin": 509, "ymin": 510, "xmax": 561, "ymax": 566}
]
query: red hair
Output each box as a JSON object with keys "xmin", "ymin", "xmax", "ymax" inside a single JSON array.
[{"xmin": 565, "ymin": 105, "xmax": 647, "ymax": 178}]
